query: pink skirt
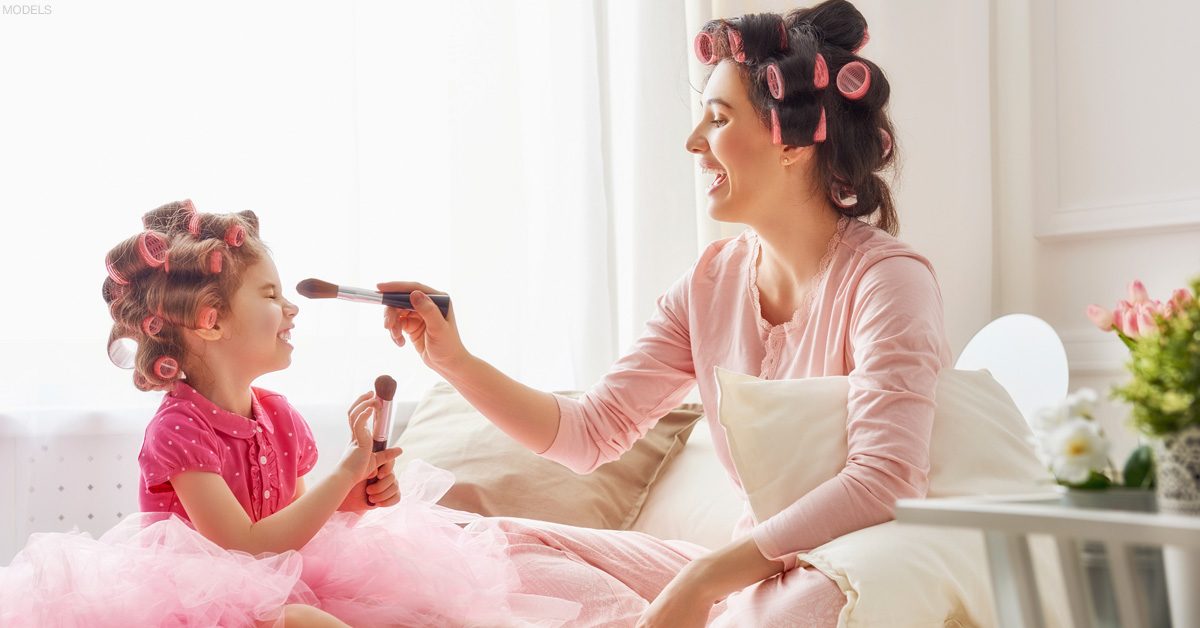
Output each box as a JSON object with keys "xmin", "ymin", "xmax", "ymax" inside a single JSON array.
[{"xmin": 0, "ymin": 460, "xmax": 582, "ymax": 627}]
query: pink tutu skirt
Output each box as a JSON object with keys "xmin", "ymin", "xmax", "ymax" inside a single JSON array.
[{"xmin": 0, "ymin": 460, "xmax": 582, "ymax": 627}]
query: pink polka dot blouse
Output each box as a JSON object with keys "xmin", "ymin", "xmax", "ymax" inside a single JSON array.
[{"xmin": 138, "ymin": 381, "xmax": 319, "ymax": 523}]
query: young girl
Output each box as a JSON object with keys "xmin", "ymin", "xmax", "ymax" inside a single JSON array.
[{"xmin": 0, "ymin": 200, "xmax": 582, "ymax": 627}]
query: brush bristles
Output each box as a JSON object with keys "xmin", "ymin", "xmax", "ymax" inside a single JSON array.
[
  {"xmin": 296, "ymin": 278, "xmax": 339, "ymax": 299},
  {"xmin": 374, "ymin": 375, "xmax": 397, "ymax": 401}
]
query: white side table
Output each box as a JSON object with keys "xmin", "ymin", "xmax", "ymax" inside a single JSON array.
[{"xmin": 895, "ymin": 494, "xmax": 1200, "ymax": 628}]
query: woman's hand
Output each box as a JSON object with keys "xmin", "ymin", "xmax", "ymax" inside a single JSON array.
[
  {"xmin": 636, "ymin": 567, "xmax": 716, "ymax": 628},
  {"xmin": 337, "ymin": 391, "xmax": 404, "ymax": 486},
  {"xmin": 377, "ymin": 281, "xmax": 470, "ymax": 373}
]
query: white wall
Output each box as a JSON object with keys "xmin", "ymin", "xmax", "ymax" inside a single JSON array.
[{"xmin": 993, "ymin": 0, "xmax": 1200, "ymax": 460}]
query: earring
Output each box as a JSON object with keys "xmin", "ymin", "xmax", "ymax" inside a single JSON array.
[{"xmin": 782, "ymin": 159, "xmax": 791, "ymax": 166}]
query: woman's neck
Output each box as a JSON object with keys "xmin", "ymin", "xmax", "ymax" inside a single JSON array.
[{"xmin": 751, "ymin": 206, "xmax": 843, "ymax": 300}]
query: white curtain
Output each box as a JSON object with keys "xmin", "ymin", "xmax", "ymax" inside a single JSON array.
[{"xmin": 0, "ymin": 0, "xmax": 705, "ymax": 415}]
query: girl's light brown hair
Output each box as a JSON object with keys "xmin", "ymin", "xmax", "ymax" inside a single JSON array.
[{"xmin": 102, "ymin": 200, "xmax": 268, "ymax": 391}]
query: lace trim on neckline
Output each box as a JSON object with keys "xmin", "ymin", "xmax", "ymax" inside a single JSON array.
[{"xmin": 748, "ymin": 216, "xmax": 850, "ymax": 334}]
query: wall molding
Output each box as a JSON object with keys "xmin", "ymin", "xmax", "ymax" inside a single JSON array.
[
  {"xmin": 1035, "ymin": 195, "xmax": 1200, "ymax": 242},
  {"xmin": 1060, "ymin": 328, "xmax": 1127, "ymax": 376}
]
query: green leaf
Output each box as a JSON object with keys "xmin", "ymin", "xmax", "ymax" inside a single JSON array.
[
  {"xmin": 1063, "ymin": 471, "xmax": 1113, "ymax": 490},
  {"xmin": 1122, "ymin": 445, "xmax": 1155, "ymax": 489}
]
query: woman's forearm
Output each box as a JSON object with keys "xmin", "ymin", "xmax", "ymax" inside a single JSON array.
[
  {"xmin": 434, "ymin": 353, "xmax": 562, "ymax": 453},
  {"xmin": 684, "ymin": 536, "xmax": 786, "ymax": 603}
]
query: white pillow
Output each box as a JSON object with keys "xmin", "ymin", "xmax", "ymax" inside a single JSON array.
[{"xmin": 715, "ymin": 366, "xmax": 1065, "ymax": 628}]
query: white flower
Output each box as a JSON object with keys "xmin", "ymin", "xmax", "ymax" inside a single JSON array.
[
  {"xmin": 1046, "ymin": 418, "xmax": 1110, "ymax": 485},
  {"xmin": 1065, "ymin": 388, "xmax": 1099, "ymax": 419},
  {"xmin": 1032, "ymin": 403, "xmax": 1070, "ymax": 434}
]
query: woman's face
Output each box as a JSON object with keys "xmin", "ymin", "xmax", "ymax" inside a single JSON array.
[{"xmin": 686, "ymin": 60, "xmax": 786, "ymax": 224}]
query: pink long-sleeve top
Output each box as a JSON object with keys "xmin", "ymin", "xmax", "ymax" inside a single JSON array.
[{"xmin": 539, "ymin": 216, "xmax": 953, "ymax": 567}]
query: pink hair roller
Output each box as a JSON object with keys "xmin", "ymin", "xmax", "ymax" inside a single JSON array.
[
  {"xmin": 133, "ymin": 372, "xmax": 151, "ymax": 389},
  {"xmin": 141, "ymin": 315, "xmax": 163, "ymax": 337},
  {"xmin": 208, "ymin": 250, "xmax": 223, "ymax": 274},
  {"xmin": 103, "ymin": 280, "xmax": 129, "ymax": 303},
  {"xmin": 853, "ymin": 27, "xmax": 870, "ymax": 54},
  {"xmin": 831, "ymin": 179, "xmax": 857, "ymax": 208},
  {"xmin": 137, "ymin": 232, "xmax": 169, "ymax": 268},
  {"xmin": 813, "ymin": 54, "xmax": 829, "ymax": 89},
  {"xmin": 694, "ymin": 31, "xmax": 717, "ymax": 64},
  {"xmin": 197, "ymin": 306, "xmax": 218, "ymax": 330},
  {"xmin": 106, "ymin": 259, "xmax": 129, "ymax": 286},
  {"xmin": 186, "ymin": 211, "xmax": 201, "ymax": 237},
  {"xmin": 778, "ymin": 21, "xmax": 789, "ymax": 51},
  {"xmin": 836, "ymin": 61, "xmax": 871, "ymax": 100},
  {"xmin": 153, "ymin": 356, "xmax": 179, "ymax": 380},
  {"xmin": 224, "ymin": 224, "xmax": 245, "ymax": 247},
  {"xmin": 770, "ymin": 107, "xmax": 782, "ymax": 145},
  {"xmin": 727, "ymin": 28, "xmax": 745, "ymax": 63},
  {"xmin": 813, "ymin": 107, "xmax": 827, "ymax": 143},
  {"xmin": 766, "ymin": 64, "xmax": 785, "ymax": 100},
  {"xmin": 880, "ymin": 128, "xmax": 893, "ymax": 158}
]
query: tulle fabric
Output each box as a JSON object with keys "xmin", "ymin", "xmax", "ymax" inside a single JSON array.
[{"xmin": 0, "ymin": 460, "xmax": 582, "ymax": 627}]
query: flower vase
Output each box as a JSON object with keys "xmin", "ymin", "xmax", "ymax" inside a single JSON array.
[
  {"xmin": 1153, "ymin": 424, "xmax": 1200, "ymax": 628},
  {"xmin": 1154, "ymin": 424, "xmax": 1200, "ymax": 515}
]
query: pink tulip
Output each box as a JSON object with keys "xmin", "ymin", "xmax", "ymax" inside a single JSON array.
[
  {"xmin": 1086, "ymin": 305, "xmax": 1114, "ymax": 331},
  {"xmin": 1166, "ymin": 288, "xmax": 1194, "ymax": 318},
  {"xmin": 1128, "ymin": 280, "xmax": 1151, "ymax": 304}
]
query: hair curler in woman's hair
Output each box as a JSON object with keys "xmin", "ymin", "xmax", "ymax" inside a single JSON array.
[
  {"xmin": 770, "ymin": 107, "xmax": 783, "ymax": 145},
  {"xmin": 879, "ymin": 128, "xmax": 893, "ymax": 159},
  {"xmin": 853, "ymin": 27, "xmax": 869, "ymax": 53},
  {"xmin": 726, "ymin": 27, "xmax": 745, "ymax": 63},
  {"xmin": 813, "ymin": 53, "xmax": 829, "ymax": 89},
  {"xmin": 813, "ymin": 107, "xmax": 827, "ymax": 143},
  {"xmin": 831, "ymin": 178, "xmax": 857, "ymax": 208},
  {"xmin": 836, "ymin": 61, "xmax": 871, "ymax": 100},
  {"xmin": 766, "ymin": 63, "xmax": 785, "ymax": 100},
  {"xmin": 694, "ymin": 31, "xmax": 717, "ymax": 64}
]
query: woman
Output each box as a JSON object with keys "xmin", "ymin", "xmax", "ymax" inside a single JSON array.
[{"xmin": 382, "ymin": 1, "xmax": 951, "ymax": 625}]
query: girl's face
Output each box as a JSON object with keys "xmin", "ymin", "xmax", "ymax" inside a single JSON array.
[
  {"xmin": 213, "ymin": 257, "xmax": 299, "ymax": 378},
  {"xmin": 685, "ymin": 60, "xmax": 795, "ymax": 224}
]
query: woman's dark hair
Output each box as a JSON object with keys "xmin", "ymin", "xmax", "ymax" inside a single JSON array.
[{"xmin": 697, "ymin": 0, "xmax": 899, "ymax": 235}]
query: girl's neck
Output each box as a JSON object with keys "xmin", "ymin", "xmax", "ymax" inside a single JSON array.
[{"xmin": 183, "ymin": 370, "xmax": 256, "ymax": 419}]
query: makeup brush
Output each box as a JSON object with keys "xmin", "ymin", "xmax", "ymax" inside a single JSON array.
[
  {"xmin": 368, "ymin": 374, "xmax": 397, "ymax": 486},
  {"xmin": 296, "ymin": 278, "xmax": 451, "ymax": 319}
]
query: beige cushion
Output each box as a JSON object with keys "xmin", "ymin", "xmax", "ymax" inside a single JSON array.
[
  {"xmin": 714, "ymin": 366, "xmax": 1066, "ymax": 628},
  {"xmin": 392, "ymin": 382, "xmax": 702, "ymax": 530}
]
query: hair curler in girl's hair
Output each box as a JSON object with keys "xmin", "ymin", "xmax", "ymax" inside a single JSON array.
[
  {"xmin": 141, "ymin": 315, "xmax": 163, "ymax": 337},
  {"xmin": 694, "ymin": 31, "xmax": 717, "ymax": 64},
  {"xmin": 224, "ymin": 224, "xmax": 245, "ymax": 247},
  {"xmin": 836, "ymin": 61, "xmax": 871, "ymax": 100},
  {"xmin": 108, "ymin": 331, "xmax": 137, "ymax": 369},
  {"xmin": 208, "ymin": 250, "xmax": 224, "ymax": 275},
  {"xmin": 153, "ymin": 356, "xmax": 179, "ymax": 380}
]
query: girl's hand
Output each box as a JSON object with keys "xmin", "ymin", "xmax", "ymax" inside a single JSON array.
[
  {"xmin": 337, "ymin": 391, "xmax": 404, "ymax": 485},
  {"xmin": 377, "ymin": 281, "xmax": 470, "ymax": 373}
]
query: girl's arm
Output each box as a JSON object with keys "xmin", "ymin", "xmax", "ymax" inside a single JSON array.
[
  {"xmin": 173, "ymin": 466, "xmax": 358, "ymax": 555},
  {"xmin": 172, "ymin": 392, "xmax": 402, "ymax": 554}
]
